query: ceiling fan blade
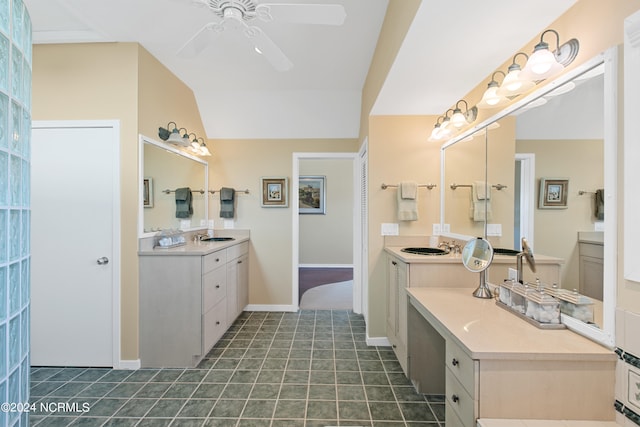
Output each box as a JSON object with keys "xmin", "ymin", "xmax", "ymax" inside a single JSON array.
[
  {"xmin": 243, "ymin": 25, "xmax": 293, "ymax": 71},
  {"xmin": 257, "ymin": 3, "xmax": 346, "ymax": 25},
  {"xmin": 177, "ymin": 22, "xmax": 224, "ymax": 58}
]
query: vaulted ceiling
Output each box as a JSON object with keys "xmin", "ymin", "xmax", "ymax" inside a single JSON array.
[{"xmin": 23, "ymin": 0, "xmax": 576, "ymax": 139}]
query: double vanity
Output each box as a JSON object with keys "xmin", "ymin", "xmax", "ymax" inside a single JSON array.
[
  {"xmin": 138, "ymin": 231, "xmax": 249, "ymax": 368},
  {"xmin": 385, "ymin": 238, "xmax": 616, "ymax": 427}
]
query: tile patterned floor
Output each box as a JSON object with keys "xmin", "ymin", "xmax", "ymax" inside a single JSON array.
[{"xmin": 29, "ymin": 310, "xmax": 444, "ymax": 426}]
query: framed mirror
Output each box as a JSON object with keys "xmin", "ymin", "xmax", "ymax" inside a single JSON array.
[
  {"xmin": 138, "ymin": 135, "xmax": 209, "ymax": 237},
  {"xmin": 439, "ymin": 47, "xmax": 617, "ymax": 348}
]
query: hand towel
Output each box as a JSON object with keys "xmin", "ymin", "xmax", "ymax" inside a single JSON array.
[
  {"xmin": 397, "ymin": 181, "xmax": 418, "ymax": 221},
  {"xmin": 175, "ymin": 187, "xmax": 193, "ymax": 219},
  {"xmin": 595, "ymin": 188, "xmax": 605, "ymax": 220},
  {"xmin": 219, "ymin": 187, "xmax": 235, "ymax": 219},
  {"xmin": 470, "ymin": 182, "xmax": 492, "ymax": 222},
  {"xmin": 473, "ymin": 181, "xmax": 491, "ymax": 200}
]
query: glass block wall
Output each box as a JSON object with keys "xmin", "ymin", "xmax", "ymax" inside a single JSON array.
[{"xmin": 0, "ymin": 0, "xmax": 31, "ymax": 426}]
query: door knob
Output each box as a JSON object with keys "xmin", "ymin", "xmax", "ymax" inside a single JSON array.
[{"xmin": 97, "ymin": 257, "xmax": 109, "ymax": 265}]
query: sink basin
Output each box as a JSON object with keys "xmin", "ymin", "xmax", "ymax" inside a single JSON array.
[
  {"xmin": 494, "ymin": 248, "xmax": 521, "ymax": 256},
  {"xmin": 200, "ymin": 236, "xmax": 235, "ymax": 242},
  {"xmin": 401, "ymin": 247, "xmax": 449, "ymax": 256}
]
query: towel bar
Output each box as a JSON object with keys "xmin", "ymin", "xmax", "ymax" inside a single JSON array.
[
  {"xmin": 209, "ymin": 189, "xmax": 250, "ymax": 194},
  {"xmin": 163, "ymin": 189, "xmax": 205, "ymax": 194},
  {"xmin": 381, "ymin": 183, "xmax": 437, "ymax": 190},
  {"xmin": 449, "ymin": 183, "xmax": 507, "ymax": 191}
]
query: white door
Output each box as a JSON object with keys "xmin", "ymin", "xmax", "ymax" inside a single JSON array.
[{"xmin": 31, "ymin": 122, "xmax": 119, "ymax": 367}]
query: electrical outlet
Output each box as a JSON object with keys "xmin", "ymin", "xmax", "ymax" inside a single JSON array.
[
  {"xmin": 381, "ymin": 223, "xmax": 399, "ymax": 236},
  {"xmin": 443, "ymin": 223, "xmax": 451, "ymax": 233},
  {"xmin": 223, "ymin": 219, "xmax": 235, "ymax": 229},
  {"xmin": 432, "ymin": 224, "xmax": 441, "ymax": 235}
]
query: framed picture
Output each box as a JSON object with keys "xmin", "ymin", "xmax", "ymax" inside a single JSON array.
[
  {"xmin": 143, "ymin": 177, "xmax": 154, "ymax": 208},
  {"xmin": 539, "ymin": 178, "xmax": 568, "ymax": 209},
  {"xmin": 299, "ymin": 175, "xmax": 326, "ymax": 214},
  {"xmin": 260, "ymin": 177, "xmax": 288, "ymax": 207}
]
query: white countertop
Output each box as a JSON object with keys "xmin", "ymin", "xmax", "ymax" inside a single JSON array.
[
  {"xmin": 407, "ymin": 287, "xmax": 615, "ymax": 362},
  {"xmin": 138, "ymin": 235, "xmax": 249, "ymax": 256},
  {"xmin": 385, "ymin": 246, "xmax": 564, "ymax": 265}
]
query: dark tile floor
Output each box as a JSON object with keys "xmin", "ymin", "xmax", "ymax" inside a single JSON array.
[{"xmin": 29, "ymin": 310, "xmax": 444, "ymax": 426}]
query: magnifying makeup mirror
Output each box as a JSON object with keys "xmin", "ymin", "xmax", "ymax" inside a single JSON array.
[
  {"xmin": 462, "ymin": 237, "xmax": 495, "ymax": 299},
  {"xmin": 517, "ymin": 237, "xmax": 536, "ymax": 283}
]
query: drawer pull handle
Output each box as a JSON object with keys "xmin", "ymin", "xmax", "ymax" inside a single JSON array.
[
  {"xmin": 238, "ymin": 260, "xmax": 243, "ymax": 264},
  {"xmin": 216, "ymin": 258, "xmax": 220, "ymax": 262},
  {"xmin": 392, "ymin": 344, "xmax": 397, "ymax": 349},
  {"xmin": 216, "ymin": 321, "xmax": 220, "ymax": 325},
  {"xmin": 392, "ymin": 261, "xmax": 397, "ymax": 266},
  {"xmin": 451, "ymin": 358, "xmax": 459, "ymax": 366},
  {"xmin": 451, "ymin": 394, "xmax": 459, "ymax": 403},
  {"xmin": 216, "ymin": 285, "xmax": 220, "ymax": 289}
]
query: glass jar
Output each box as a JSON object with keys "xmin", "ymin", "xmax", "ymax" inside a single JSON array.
[
  {"xmin": 499, "ymin": 280, "xmax": 514, "ymax": 306},
  {"xmin": 525, "ymin": 291, "xmax": 561, "ymax": 324},
  {"xmin": 509, "ymin": 282, "xmax": 528, "ymax": 314},
  {"xmin": 556, "ymin": 290, "xmax": 595, "ymax": 323}
]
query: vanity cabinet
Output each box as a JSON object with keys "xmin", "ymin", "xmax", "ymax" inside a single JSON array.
[
  {"xmin": 579, "ymin": 240, "xmax": 603, "ymax": 300},
  {"xmin": 407, "ymin": 287, "xmax": 616, "ymax": 427},
  {"xmin": 139, "ymin": 241, "xmax": 249, "ymax": 368}
]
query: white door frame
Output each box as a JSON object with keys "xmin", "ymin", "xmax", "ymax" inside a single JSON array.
[
  {"xmin": 515, "ymin": 153, "xmax": 535, "ymax": 250},
  {"xmin": 32, "ymin": 120, "xmax": 122, "ymax": 368},
  {"xmin": 292, "ymin": 152, "xmax": 362, "ymax": 312}
]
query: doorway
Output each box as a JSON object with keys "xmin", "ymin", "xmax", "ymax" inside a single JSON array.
[
  {"xmin": 514, "ymin": 153, "xmax": 535, "ymax": 250},
  {"xmin": 30, "ymin": 121, "xmax": 121, "ymax": 367},
  {"xmin": 292, "ymin": 153, "xmax": 361, "ymax": 312}
]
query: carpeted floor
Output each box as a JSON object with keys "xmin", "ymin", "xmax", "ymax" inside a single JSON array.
[
  {"xmin": 299, "ymin": 268, "xmax": 353, "ymax": 302},
  {"xmin": 299, "ymin": 281, "xmax": 353, "ymax": 310}
]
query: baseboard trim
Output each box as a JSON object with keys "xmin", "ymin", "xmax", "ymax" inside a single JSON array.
[
  {"xmin": 117, "ymin": 359, "xmax": 141, "ymax": 370},
  {"xmin": 299, "ymin": 264, "xmax": 354, "ymax": 269},
  {"xmin": 366, "ymin": 336, "xmax": 391, "ymax": 347},
  {"xmin": 245, "ymin": 304, "xmax": 298, "ymax": 312}
]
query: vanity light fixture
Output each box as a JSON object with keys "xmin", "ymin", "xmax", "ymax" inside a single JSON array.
[
  {"xmin": 439, "ymin": 109, "xmax": 455, "ymax": 137},
  {"xmin": 498, "ymin": 52, "xmax": 535, "ymax": 96},
  {"xmin": 520, "ymin": 29, "xmax": 579, "ymax": 81},
  {"xmin": 450, "ymin": 100, "xmax": 478, "ymax": 129},
  {"xmin": 428, "ymin": 116, "xmax": 446, "ymax": 142},
  {"xmin": 477, "ymin": 71, "xmax": 508, "ymax": 109},
  {"xmin": 189, "ymin": 133, "xmax": 200, "ymax": 150},
  {"xmin": 158, "ymin": 121, "xmax": 178, "ymax": 141},
  {"xmin": 197, "ymin": 138, "xmax": 212, "ymax": 156},
  {"xmin": 167, "ymin": 127, "xmax": 191, "ymax": 146}
]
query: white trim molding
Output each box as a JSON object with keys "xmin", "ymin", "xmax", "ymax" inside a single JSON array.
[
  {"xmin": 366, "ymin": 336, "xmax": 391, "ymax": 347},
  {"xmin": 245, "ymin": 304, "xmax": 298, "ymax": 312}
]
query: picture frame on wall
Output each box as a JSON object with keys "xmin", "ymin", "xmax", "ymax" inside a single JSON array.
[
  {"xmin": 299, "ymin": 175, "xmax": 326, "ymax": 214},
  {"xmin": 143, "ymin": 177, "xmax": 154, "ymax": 208},
  {"xmin": 539, "ymin": 178, "xmax": 569, "ymax": 209},
  {"xmin": 260, "ymin": 177, "xmax": 289, "ymax": 207}
]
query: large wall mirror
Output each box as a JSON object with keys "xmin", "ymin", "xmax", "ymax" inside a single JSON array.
[
  {"xmin": 138, "ymin": 135, "xmax": 209, "ymax": 237},
  {"xmin": 439, "ymin": 47, "xmax": 617, "ymax": 348}
]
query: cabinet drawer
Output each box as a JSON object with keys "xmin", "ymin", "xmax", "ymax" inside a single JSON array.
[
  {"xmin": 445, "ymin": 401, "xmax": 472, "ymax": 427},
  {"xmin": 227, "ymin": 241, "xmax": 249, "ymax": 260},
  {"xmin": 203, "ymin": 301, "xmax": 227, "ymax": 355},
  {"xmin": 203, "ymin": 267, "xmax": 226, "ymax": 313},
  {"xmin": 203, "ymin": 250, "xmax": 227, "ymax": 274},
  {"xmin": 446, "ymin": 339, "xmax": 476, "ymax": 397},
  {"xmin": 446, "ymin": 369, "xmax": 476, "ymax": 426}
]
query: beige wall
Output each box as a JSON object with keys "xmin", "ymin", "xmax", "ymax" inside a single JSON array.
[
  {"xmin": 367, "ymin": 115, "xmax": 441, "ymax": 336},
  {"xmin": 208, "ymin": 139, "xmax": 357, "ymax": 306},
  {"xmin": 517, "ymin": 139, "xmax": 603, "ymax": 289},
  {"xmin": 299, "ymin": 158, "xmax": 354, "ymax": 265},
  {"xmin": 32, "ymin": 43, "xmax": 206, "ymax": 361}
]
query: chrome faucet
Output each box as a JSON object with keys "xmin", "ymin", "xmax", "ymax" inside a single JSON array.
[{"xmin": 437, "ymin": 241, "xmax": 450, "ymax": 250}]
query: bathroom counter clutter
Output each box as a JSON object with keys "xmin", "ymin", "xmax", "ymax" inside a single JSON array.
[
  {"xmin": 138, "ymin": 234, "xmax": 250, "ymax": 256},
  {"xmin": 384, "ymin": 245, "xmax": 563, "ymax": 265},
  {"xmin": 406, "ymin": 287, "xmax": 616, "ymax": 427}
]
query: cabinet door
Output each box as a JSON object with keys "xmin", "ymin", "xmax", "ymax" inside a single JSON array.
[
  {"xmin": 397, "ymin": 262, "xmax": 408, "ymax": 350},
  {"xmin": 387, "ymin": 257, "xmax": 399, "ymax": 342},
  {"xmin": 227, "ymin": 260, "xmax": 239, "ymax": 325},
  {"xmin": 236, "ymin": 254, "xmax": 249, "ymax": 312}
]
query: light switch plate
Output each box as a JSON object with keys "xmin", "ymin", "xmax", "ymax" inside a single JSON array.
[
  {"xmin": 223, "ymin": 219, "xmax": 235, "ymax": 229},
  {"xmin": 381, "ymin": 223, "xmax": 399, "ymax": 236},
  {"xmin": 432, "ymin": 224, "xmax": 441, "ymax": 235},
  {"xmin": 487, "ymin": 223, "xmax": 502, "ymax": 236},
  {"xmin": 443, "ymin": 223, "xmax": 450, "ymax": 233}
]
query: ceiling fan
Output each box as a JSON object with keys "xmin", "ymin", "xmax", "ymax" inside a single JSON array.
[{"xmin": 176, "ymin": 0, "xmax": 347, "ymax": 71}]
